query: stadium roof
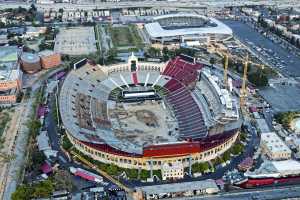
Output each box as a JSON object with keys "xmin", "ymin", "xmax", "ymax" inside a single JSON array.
[
  {"xmin": 153, "ymin": 13, "xmax": 210, "ymax": 21},
  {"xmin": 145, "ymin": 15, "xmax": 232, "ymax": 38}
]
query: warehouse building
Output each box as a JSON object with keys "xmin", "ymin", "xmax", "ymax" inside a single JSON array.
[{"xmin": 261, "ymin": 132, "xmax": 292, "ymax": 160}]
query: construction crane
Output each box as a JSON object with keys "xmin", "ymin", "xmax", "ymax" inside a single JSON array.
[
  {"xmin": 214, "ymin": 50, "xmax": 264, "ymax": 108},
  {"xmin": 240, "ymin": 55, "xmax": 264, "ymax": 108},
  {"xmin": 223, "ymin": 53, "xmax": 229, "ymax": 89},
  {"xmin": 213, "ymin": 50, "xmax": 229, "ymax": 89},
  {"xmin": 240, "ymin": 54, "xmax": 249, "ymax": 108}
]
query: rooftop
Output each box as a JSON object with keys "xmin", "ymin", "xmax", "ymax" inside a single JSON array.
[
  {"xmin": 261, "ymin": 132, "xmax": 291, "ymax": 154},
  {"xmin": 137, "ymin": 179, "xmax": 219, "ymax": 194},
  {"xmin": 145, "ymin": 15, "xmax": 232, "ymax": 38},
  {"xmin": 246, "ymin": 160, "xmax": 300, "ymax": 178},
  {"xmin": 39, "ymin": 50, "xmax": 57, "ymax": 57},
  {"xmin": 0, "ymin": 46, "xmax": 21, "ymax": 82}
]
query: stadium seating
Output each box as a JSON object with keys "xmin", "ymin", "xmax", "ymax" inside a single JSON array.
[
  {"xmin": 164, "ymin": 79, "xmax": 207, "ymax": 140},
  {"xmin": 162, "ymin": 56, "xmax": 202, "ymax": 87},
  {"xmin": 161, "ymin": 57, "xmax": 208, "ymax": 139},
  {"xmin": 75, "ymin": 93, "xmax": 95, "ymax": 131},
  {"xmin": 91, "ymin": 98, "xmax": 111, "ymax": 130}
]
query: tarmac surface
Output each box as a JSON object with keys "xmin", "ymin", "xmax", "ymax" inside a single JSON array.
[
  {"xmin": 165, "ymin": 184, "xmax": 300, "ymax": 200},
  {"xmin": 223, "ymin": 20, "xmax": 300, "ymax": 112},
  {"xmin": 223, "ymin": 20, "xmax": 300, "ymax": 78},
  {"xmin": 259, "ymin": 85, "xmax": 300, "ymax": 113}
]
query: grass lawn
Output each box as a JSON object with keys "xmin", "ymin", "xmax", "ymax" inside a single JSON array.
[
  {"xmin": 108, "ymin": 25, "xmax": 144, "ymax": 49},
  {"xmin": 0, "ymin": 110, "xmax": 11, "ymax": 137}
]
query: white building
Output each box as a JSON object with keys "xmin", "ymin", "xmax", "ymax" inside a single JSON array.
[
  {"xmin": 24, "ymin": 26, "xmax": 47, "ymax": 38},
  {"xmin": 161, "ymin": 162, "xmax": 184, "ymax": 181},
  {"xmin": 137, "ymin": 179, "xmax": 219, "ymax": 200},
  {"xmin": 145, "ymin": 13, "xmax": 232, "ymax": 45},
  {"xmin": 261, "ymin": 132, "xmax": 292, "ymax": 160}
]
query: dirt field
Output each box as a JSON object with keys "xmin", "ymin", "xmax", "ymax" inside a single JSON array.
[{"xmin": 109, "ymin": 100, "xmax": 178, "ymax": 146}]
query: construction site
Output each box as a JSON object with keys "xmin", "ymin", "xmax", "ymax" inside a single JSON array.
[{"xmin": 109, "ymin": 100, "xmax": 178, "ymax": 147}]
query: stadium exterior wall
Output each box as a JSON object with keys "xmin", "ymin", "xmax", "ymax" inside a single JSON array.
[{"xmin": 67, "ymin": 130, "xmax": 239, "ymax": 170}]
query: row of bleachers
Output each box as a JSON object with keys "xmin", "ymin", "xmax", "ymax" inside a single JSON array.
[
  {"xmin": 162, "ymin": 56, "xmax": 202, "ymax": 87},
  {"xmin": 164, "ymin": 79, "xmax": 207, "ymax": 140},
  {"xmin": 91, "ymin": 97, "xmax": 112, "ymax": 129},
  {"xmin": 196, "ymin": 78, "xmax": 222, "ymax": 117},
  {"xmin": 192, "ymin": 87, "xmax": 214, "ymax": 127},
  {"xmin": 74, "ymin": 93, "xmax": 95, "ymax": 131},
  {"xmin": 163, "ymin": 79, "xmax": 183, "ymax": 92}
]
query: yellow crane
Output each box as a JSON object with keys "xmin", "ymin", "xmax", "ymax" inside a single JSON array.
[
  {"xmin": 213, "ymin": 50, "xmax": 229, "ymax": 89},
  {"xmin": 223, "ymin": 54, "xmax": 229, "ymax": 89},
  {"xmin": 215, "ymin": 50, "xmax": 264, "ymax": 108},
  {"xmin": 240, "ymin": 54, "xmax": 249, "ymax": 108}
]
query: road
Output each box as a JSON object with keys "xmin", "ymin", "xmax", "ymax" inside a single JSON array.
[
  {"xmin": 222, "ymin": 19, "xmax": 300, "ymax": 113},
  {"xmin": 2, "ymin": 68, "xmax": 68, "ymax": 200},
  {"xmin": 164, "ymin": 184, "xmax": 300, "ymax": 200},
  {"xmin": 0, "ymin": 0, "xmax": 299, "ymax": 11}
]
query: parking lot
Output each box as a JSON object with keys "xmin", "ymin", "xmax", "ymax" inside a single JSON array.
[
  {"xmin": 223, "ymin": 20, "xmax": 300, "ymax": 78},
  {"xmin": 222, "ymin": 20, "xmax": 300, "ymax": 112},
  {"xmin": 54, "ymin": 26, "xmax": 97, "ymax": 55},
  {"xmin": 259, "ymin": 84, "xmax": 300, "ymax": 113}
]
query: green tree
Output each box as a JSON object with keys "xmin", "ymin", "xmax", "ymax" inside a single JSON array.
[
  {"xmin": 54, "ymin": 170, "xmax": 74, "ymax": 191},
  {"xmin": 222, "ymin": 151, "xmax": 230, "ymax": 161},
  {"xmin": 125, "ymin": 168, "xmax": 138, "ymax": 179},
  {"xmin": 62, "ymin": 135, "xmax": 73, "ymax": 150},
  {"xmin": 239, "ymin": 132, "xmax": 247, "ymax": 142},
  {"xmin": 209, "ymin": 57, "xmax": 215, "ymax": 66},
  {"xmin": 140, "ymin": 169, "xmax": 150, "ymax": 180},
  {"xmin": 106, "ymin": 164, "xmax": 119, "ymax": 175},
  {"xmin": 32, "ymin": 180, "xmax": 54, "ymax": 198},
  {"xmin": 192, "ymin": 162, "xmax": 210, "ymax": 173},
  {"xmin": 162, "ymin": 47, "xmax": 169, "ymax": 62},
  {"xmin": 106, "ymin": 48, "xmax": 117, "ymax": 64},
  {"xmin": 231, "ymin": 143, "xmax": 244, "ymax": 155},
  {"xmin": 147, "ymin": 47, "xmax": 160, "ymax": 57},
  {"xmin": 27, "ymin": 119, "xmax": 41, "ymax": 136},
  {"xmin": 248, "ymin": 71, "xmax": 268, "ymax": 87},
  {"xmin": 12, "ymin": 185, "xmax": 33, "ymax": 200},
  {"xmin": 32, "ymin": 151, "xmax": 45, "ymax": 166}
]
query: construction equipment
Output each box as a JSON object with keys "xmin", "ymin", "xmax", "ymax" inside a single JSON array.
[
  {"xmin": 240, "ymin": 56, "xmax": 265, "ymax": 107},
  {"xmin": 240, "ymin": 54, "xmax": 249, "ymax": 108},
  {"xmin": 213, "ymin": 50, "xmax": 229, "ymax": 89},
  {"xmin": 223, "ymin": 54, "xmax": 229, "ymax": 89},
  {"xmin": 215, "ymin": 49, "xmax": 265, "ymax": 108}
]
